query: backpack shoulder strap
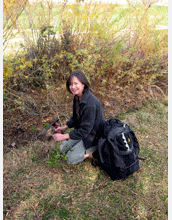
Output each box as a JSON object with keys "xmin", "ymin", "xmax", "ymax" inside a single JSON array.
[{"xmin": 98, "ymin": 138, "xmax": 107, "ymax": 164}]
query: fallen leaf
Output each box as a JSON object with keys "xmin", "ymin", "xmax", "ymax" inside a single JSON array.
[
  {"xmin": 34, "ymin": 202, "xmax": 39, "ymax": 208},
  {"xmin": 3, "ymin": 170, "xmax": 8, "ymax": 175}
]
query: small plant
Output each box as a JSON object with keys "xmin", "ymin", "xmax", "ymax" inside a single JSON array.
[
  {"xmin": 46, "ymin": 146, "xmax": 68, "ymax": 167},
  {"xmin": 43, "ymin": 123, "xmax": 49, "ymax": 128},
  {"xmin": 3, "ymin": 93, "xmax": 9, "ymax": 101},
  {"xmin": 31, "ymin": 125, "xmax": 36, "ymax": 131}
]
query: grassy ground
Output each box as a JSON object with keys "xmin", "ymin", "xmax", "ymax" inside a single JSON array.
[{"xmin": 3, "ymin": 98, "xmax": 168, "ymax": 219}]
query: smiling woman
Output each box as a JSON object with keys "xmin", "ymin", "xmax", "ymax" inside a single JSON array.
[
  {"xmin": 53, "ymin": 70, "xmax": 105, "ymax": 164},
  {"xmin": 69, "ymin": 76, "xmax": 85, "ymax": 99},
  {"xmin": 67, "ymin": 71, "xmax": 89, "ymax": 99}
]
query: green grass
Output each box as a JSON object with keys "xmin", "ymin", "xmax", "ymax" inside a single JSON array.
[{"xmin": 3, "ymin": 98, "xmax": 168, "ymax": 219}]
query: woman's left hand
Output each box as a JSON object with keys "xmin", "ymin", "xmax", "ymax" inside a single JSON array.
[{"xmin": 53, "ymin": 133, "xmax": 69, "ymax": 142}]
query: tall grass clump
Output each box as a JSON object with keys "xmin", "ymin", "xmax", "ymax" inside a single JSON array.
[{"xmin": 3, "ymin": 0, "xmax": 167, "ymax": 92}]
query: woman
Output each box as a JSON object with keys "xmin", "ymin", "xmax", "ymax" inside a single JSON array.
[{"xmin": 53, "ymin": 70, "xmax": 105, "ymax": 164}]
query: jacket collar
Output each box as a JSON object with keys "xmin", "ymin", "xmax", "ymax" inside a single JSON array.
[{"xmin": 75, "ymin": 90, "xmax": 91, "ymax": 104}]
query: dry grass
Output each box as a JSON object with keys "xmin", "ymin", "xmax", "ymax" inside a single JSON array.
[{"xmin": 3, "ymin": 98, "xmax": 168, "ymax": 219}]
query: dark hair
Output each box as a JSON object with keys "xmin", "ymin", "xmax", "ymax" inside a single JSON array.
[{"xmin": 66, "ymin": 70, "xmax": 90, "ymax": 94}]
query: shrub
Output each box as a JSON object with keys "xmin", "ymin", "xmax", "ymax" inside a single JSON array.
[{"xmin": 3, "ymin": 1, "xmax": 168, "ymax": 92}]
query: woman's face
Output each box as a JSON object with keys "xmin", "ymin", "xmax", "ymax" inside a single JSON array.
[{"xmin": 69, "ymin": 76, "xmax": 85, "ymax": 98}]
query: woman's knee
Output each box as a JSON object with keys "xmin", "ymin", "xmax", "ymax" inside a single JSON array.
[
  {"xmin": 59, "ymin": 139, "xmax": 81, "ymax": 153},
  {"xmin": 66, "ymin": 140, "xmax": 85, "ymax": 164},
  {"xmin": 59, "ymin": 140, "xmax": 71, "ymax": 153}
]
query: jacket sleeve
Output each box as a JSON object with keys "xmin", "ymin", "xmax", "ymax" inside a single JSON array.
[
  {"xmin": 69, "ymin": 104, "xmax": 96, "ymax": 140},
  {"xmin": 66, "ymin": 96, "xmax": 76, "ymax": 128},
  {"xmin": 66, "ymin": 116, "xmax": 75, "ymax": 128}
]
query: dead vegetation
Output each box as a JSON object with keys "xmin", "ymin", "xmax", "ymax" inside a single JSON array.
[{"xmin": 3, "ymin": 99, "xmax": 168, "ymax": 219}]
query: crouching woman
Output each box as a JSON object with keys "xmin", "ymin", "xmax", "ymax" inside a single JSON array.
[{"xmin": 53, "ymin": 70, "xmax": 105, "ymax": 164}]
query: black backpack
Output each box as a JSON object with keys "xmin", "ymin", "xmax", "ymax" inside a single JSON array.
[{"xmin": 92, "ymin": 118, "xmax": 144, "ymax": 180}]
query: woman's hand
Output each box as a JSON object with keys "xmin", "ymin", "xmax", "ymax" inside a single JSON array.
[
  {"xmin": 55, "ymin": 125, "xmax": 68, "ymax": 133},
  {"xmin": 53, "ymin": 133, "xmax": 70, "ymax": 142},
  {"xmin": 55, "ymin": 126, "xmax": 64, "ymax": 134}
]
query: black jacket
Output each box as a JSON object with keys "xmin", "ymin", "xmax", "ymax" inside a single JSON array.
[{"xmin": 66, "ymin": 90, "xmax": 105, "ymax": 150}]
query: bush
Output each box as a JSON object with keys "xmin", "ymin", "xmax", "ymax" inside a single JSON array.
[{"xmin": 3, "ymin": 1, "xmax": 168, "ymax": 92}]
